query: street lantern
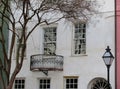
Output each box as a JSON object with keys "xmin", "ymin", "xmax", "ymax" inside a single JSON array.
[{"xmin": 102, "ymin": 46, "xmax": 114, "ymax": 89}]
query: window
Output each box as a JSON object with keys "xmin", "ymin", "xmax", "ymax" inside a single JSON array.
[
  {"xmin": 45, "ymin": 0, "xmax": 58, "ymax": 3},
  {"xmin": 16, "ymin": 28, "xmax": 26, "ymax": 57},
  {"xmin": 64, "ymin": 77, "xmax": 78, "ymax": 89},
  {"xmin": 39, "ymin": 79, "xmax": 50, "ymax": 89},
  {"xmin": 73, "ymin": 23, "xmax": 86, "ymax": 55},
  {"xmin": 14, "ymin": 78, "xmax": 25, "ymax": 89},
  {"xmin": 88, "ymin": 78, "xmax": 109, "ymax": 89},
  {"xmin": 43, "ymin": 27, "xmax": 56, "ymax": 55}
]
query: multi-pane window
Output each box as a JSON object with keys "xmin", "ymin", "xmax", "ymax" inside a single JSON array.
[
  {"xmin": 44, "ymin": 27, "xmax": 56, "ymax": 55},
  {"xmin": 39, "ymin": 79, "xmax": 50, "ymax": 89},
  {"xmin": 16, "ymin": 28, "xmax": 26, "ymax": 57},
  {"xmin": 64, "ymin": 77, "xmax": 78, "ymax": 89},
  {"xmin": 73, "ymin": 23, "xmax": 86, "ymax": 55},
  {"xmin": 90, "ymin": 78, "xmax": 109, "ymax": 89},
  {"xmin": 14, "ymin": 78, "xmax": 25, "ymax": 89}
]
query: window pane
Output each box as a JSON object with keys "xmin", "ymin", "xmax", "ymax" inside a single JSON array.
[
  {"xmin": 66, "ymin": 79, "xmax": 69, "ymax": 83},
  {"xmin": 70, "ymin": 79, "xmax": 73, "ymax": 83},
  {"xmin": 47, "ymin": 85, "xmax": 50, "ymax": 88},
  {"xmin": 74, "ymin": 79, "xmax": 78, "ymax": 83},
  {"xmin": 66, "ymin": 84, "xmax": 69, "ymax": 88},
  {"xmin": 47, "ymin": 80, "xmax": 50, "ymax": 83},
  {"xmin": 44, "ymin": 85, "xmax": 46, "ymax": 88}
]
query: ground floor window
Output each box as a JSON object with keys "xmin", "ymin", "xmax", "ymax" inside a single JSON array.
[
  {"xmin": 14, "ymin": 78, "xmax": 25, "ymax": 89},
  {"xmin": 64, "ymin": 76, "xmax": 78, "ymax": 89},
  {"xmin": 39, "ymin": 78, "xmax": 51, "ymax": 89},
  {"xmin": 88, "ymin": 77, "xmax": 110, "ymax": 89}
]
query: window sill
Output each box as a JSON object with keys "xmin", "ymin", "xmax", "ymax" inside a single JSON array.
[{"xmin": 70, "ymin": 54, "xmax": 88, "ymax": 57}]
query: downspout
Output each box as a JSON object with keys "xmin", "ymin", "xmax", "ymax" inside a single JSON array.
[{"xmin": 114, "ymin": 0, "xmax": 117, "ymax": 88}]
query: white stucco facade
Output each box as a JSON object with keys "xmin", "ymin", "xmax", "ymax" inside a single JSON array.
[{"xmin": 10, "ymin": 0, "xmax": 115, "ymax": 89}]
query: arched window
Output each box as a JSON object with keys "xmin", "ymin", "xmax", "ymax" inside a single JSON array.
[{"xmin": 88, "ymin": 77, "xmax": 111, "ymax": 89}]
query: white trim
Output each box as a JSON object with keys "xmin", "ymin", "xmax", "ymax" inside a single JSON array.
[{"xmin": 40, "ymin": 23, "xmax": 58, "ymax": 28}]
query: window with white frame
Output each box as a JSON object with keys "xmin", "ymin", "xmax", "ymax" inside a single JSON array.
[
  {"xmin": 14, "ymin": 78, "xmax": 25, "ymax": 89},
  {"xmin": 43, "ymin": 27, "xmax": 56, "ymax": 55},
  {"xmin": 64, "ymin": 77, "xmax": 78, "ymax": 89},
  {"xmin": 73, "ymin": 23, "xmax": 86, "ymax": 55},
  {"xmin": 16, "ymin": 28, "xmax": 26, "ymax": 57},
  {"xmin": 39, "ymin": 79, "xmax": 51, "ymax": 89}
]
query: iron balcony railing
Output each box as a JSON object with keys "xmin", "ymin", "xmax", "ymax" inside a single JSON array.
[{"xmin": 30, "ymin": 54, "xmax": 64, "ymax": 71}]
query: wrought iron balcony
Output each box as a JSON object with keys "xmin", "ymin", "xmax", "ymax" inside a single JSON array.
[{"xmin": 30, "ymin": 54, "xmax": 64, "ymax": 71}]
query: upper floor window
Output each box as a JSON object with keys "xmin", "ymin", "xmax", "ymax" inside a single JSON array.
[
  {"xmin": 73, "ymin": 23, "xmax": 86, "ymax": 55},
  {"xmin": 16, "ymin": 28, "xmax": 26, "ymax": 57},
  {"xmin": 39, "ymin": 78, "xmax": 51, "ymax": 89},
  {"xmin": 43, "ymin": 27, "xmax": 56, "ymax": 55},
  {"xmin": 64, "ymin": 77, "xmax": 78, "ymax": 89},
  {"xmin": 14, "ymin": 78, "xmax": 25, "ymax": 89}
]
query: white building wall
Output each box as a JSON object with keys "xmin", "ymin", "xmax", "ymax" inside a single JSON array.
[{"xmin": 10, "ymin": 0, "xmax": 115, "ymax": 89}]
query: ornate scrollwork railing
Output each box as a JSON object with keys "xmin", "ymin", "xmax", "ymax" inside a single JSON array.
[{"xmin": 30, "ymin": 54, "xmax": 64, "ymax": 71}]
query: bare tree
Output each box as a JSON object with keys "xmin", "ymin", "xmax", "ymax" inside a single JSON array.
[{"xmin": 0, "ymin": 0, "xmax": 97, "ymax": 89}]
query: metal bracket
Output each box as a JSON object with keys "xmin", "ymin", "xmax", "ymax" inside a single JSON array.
[{"xmin": 42, "ymin": 70, "xmax": 48, "ymax": 76}]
